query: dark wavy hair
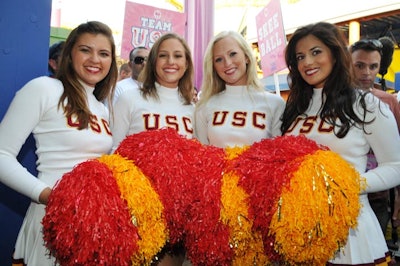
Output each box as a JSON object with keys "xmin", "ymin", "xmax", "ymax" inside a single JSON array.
[
  {"xmin": 57, "ymin": 21, "xmax": 118, "ymax": 129},
  {"xmin": 138, "ymin": 32, "xmax": 194, "ymax": 104},
  {"xmin": 281, "ymin": 22, "xmax": 371, "ymax": 138}
]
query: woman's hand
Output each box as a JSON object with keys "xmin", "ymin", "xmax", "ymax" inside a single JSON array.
[{"xmin": 39, "ymin": 187, "xmax": 52, "ymax": 205}]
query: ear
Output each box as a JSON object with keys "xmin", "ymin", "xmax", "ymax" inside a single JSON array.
[{"xmin": 48, "ymin": 59, "xmax": 58, "ymax": 70}]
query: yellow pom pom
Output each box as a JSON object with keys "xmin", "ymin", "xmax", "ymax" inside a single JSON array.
[
  {"xmin": 269, "ymin": 150, "xmax": 364, "ymax": 265},
  {"xmin": 221, "ymin": 146, "xmax": 269, "ymax": 265},
  {"xmin": 98, "ymin": 154, "xmax": 168, "ymax": 266}
]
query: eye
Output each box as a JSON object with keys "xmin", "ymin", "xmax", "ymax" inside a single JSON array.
[
  {"xmin": 229, "ymin": 51, "xmax": 237, "ymax": 57},
  {"xmin": 158, "ymin": 53, "xmax": 167, "ymax": 58},
  {"xmin": 79, "ymin": 47, "xmax": 90, "ymax": 53},
  {"xmin": 369, "ymin": 64, "xmax": 379, "ymax": 70},
  {"xmin": 311, "ymin": 49, "xmax": 322, "ymax": 56},
  {"xmin": 100, "ymin": 51, "xmax": 111, "ymax": 58},
  {"xmin": 355, "ymin": 63, "xmax": 365, "ymax": 70},
  {"xmin": 296, "ymin": 54, "xmax": 304, "ymax": 61},
  {"xmin": 214, "ymin": 57, "xmax": 222, "ymax": 63}
]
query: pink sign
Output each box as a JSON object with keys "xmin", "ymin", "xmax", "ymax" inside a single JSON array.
[
  {"xmin": 121, "ymin": 2, "xmax": 186, "ymax": 59},
  {"xmin": 255, "ymin": 0, "xmax": 287, "ymax": 77}
]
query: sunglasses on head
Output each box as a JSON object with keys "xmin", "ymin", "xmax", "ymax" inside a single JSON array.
[
  {"xmin": 351, "ymin": 39, "xmax": 383, "ymax": 52},
  {"xmin": 132, "ymin": 56, "xmax": 147, "ymax": 65}
]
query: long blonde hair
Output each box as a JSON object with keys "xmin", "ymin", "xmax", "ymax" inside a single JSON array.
[{"xmin": 197, "ymin": 31, "xmax": 262, "ymax": 106}]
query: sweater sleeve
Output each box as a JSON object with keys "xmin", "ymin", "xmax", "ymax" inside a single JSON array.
[
  {"xmin": 194, "ymin": 103, "xmax": 210, "ymax": 145},
  {"xmin": 362, "ymin": 96, "xmax": 400, "ymax": 193},
  {"xmin": 0, "ymin": 77, "xmax": 51, "ymax": 202},
  {"xmin": 110, "ymin": 89, "xmax": 136, "ymax": 152},
  {"xmin": 266, "ymin": 92, "xmax": 285, "ymax": 137}
]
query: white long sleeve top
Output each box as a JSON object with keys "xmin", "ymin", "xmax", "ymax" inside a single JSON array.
[
  {"xmin": 285, "ymin": 88, "xmax": 400, "ymax": 193},
  {"xmin": 194, "ymin": 85, "xmax": 285, "ymax": 148},
  {"xmin": 0, "ymin": 76, "xmax": 112, "ymax": 202},
  {"xmin": 111, "ymin": 83, "xmax": 194, "ymax": 151}
]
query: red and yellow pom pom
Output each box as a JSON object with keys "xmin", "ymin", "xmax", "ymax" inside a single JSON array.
[
  {"xmin": 269, "ymin": 150, "xmax": 364, "ymax": 265},
  {"xmin": 43, "ymin": 129, "xmax": 363, "ymax": 266},
  {"xmin": 98, "ymin": 154, "xmax": 168, "ymax": 266},
  {"xmin": 42, "ymin": 160, "xmax": 139, "ymax": 266}
]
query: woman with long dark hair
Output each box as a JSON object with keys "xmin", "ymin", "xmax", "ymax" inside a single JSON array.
[{"xmin": 282, "ymin": 21, "xmax": 400, "ymax": 265}]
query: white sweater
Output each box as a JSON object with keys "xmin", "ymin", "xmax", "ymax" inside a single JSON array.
[
  {"xmin": 0, "ymin": 76, "xmax": 112, "ymax": 202},
  {"xmin": 111, "ymin": 83, "xmax": 194, "ymax": 151},
  {"xmin": 195, "ymin": 85, "xmax": 285, "ymax": 148}
]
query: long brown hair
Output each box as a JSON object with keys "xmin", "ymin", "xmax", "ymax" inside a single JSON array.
[
  {"xmin": 56, "ymin": 21, "xmax": 118, "ymax": 129},
  {"xmin": 138, "ymin": 32, "xmax": 194, "ymax": 104}
]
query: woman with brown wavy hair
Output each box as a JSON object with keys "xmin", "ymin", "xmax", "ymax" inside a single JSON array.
[{"xmin": 0, "ymin": 21, "xmax": 118, "ymax": 265}]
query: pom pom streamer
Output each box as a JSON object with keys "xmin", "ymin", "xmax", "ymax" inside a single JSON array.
[
  {"xmin": 269, "ymin": 150, "xmax": 363, "ymax": 265},
  {"xmin": 43, "ymin": 129, "xmax": 362, "ymax": 266},
  {"xmin": 116, "ymin": 128, "xmax": 233, "ymax": 265},
  {"xmin": 229, "ymin": 135, "xmax": 323, "ymax": 260},
  {"xmin": 97, "ymin": 154, "xmax": 168, "ymax": 266},
  {"xmin": 42, "ymin": 160, "xmax": 138, "ymax": 266}
]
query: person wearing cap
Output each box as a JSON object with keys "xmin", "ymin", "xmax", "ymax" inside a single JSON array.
[{"xmin": 48, "ymin": 41, "xmax": 65, "ymax": 77}]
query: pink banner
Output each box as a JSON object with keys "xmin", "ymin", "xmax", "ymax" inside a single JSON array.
[
  {"xmin": 256, "ymin": 0, "xmax": 287, "ymax": 77},
  {"xmin": 121, "ymin": 2, "xmax": 186, "ymax": 60}
]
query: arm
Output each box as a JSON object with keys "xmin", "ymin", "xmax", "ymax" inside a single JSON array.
[
  {"xmin": 392, "ymin": 186, "xmax": 400, "ymax": 227},
  {"xmin": 371, "ymin": 89, "xmax": 400, "ymax": 132},
  {"xmin": 0, "ymin": 77, "xmax": 52, "ymax": 203},
  {"xmin": 363, "ymin": 96, "xmax": 400, "ymax": 193},
  {"xmin": 110, "ymin": 89, "xmax": 135, "ymax": 152},
  {"xmin": 267, "ymin": 93, "xmax": 286, "ymax": 137},
  {"xmin": 193, "ymin": 103, "xmax": 210, "ymax": 145}
]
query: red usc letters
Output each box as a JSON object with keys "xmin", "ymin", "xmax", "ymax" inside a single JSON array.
[{"xmin": 212, "ymin": 111, "xmax": 266, "ymax": 129}]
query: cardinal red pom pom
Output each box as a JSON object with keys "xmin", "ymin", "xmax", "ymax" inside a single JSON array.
[{"xmin": 42, "ymin": 159, "xmax": 138, "ymax": 266}]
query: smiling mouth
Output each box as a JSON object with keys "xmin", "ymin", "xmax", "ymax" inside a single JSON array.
[
  {"xmin": 225, "ymin": 68, "xmax": 236, "ymax": 75},
  {"xmin": 305, "ymin": 69, "xmax": 318, "ymax": 75}
]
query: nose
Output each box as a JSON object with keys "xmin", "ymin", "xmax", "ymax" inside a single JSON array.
[
  {"xmin": 167, "ymin": 55, "xmax": 175, "ymax": 64},
  {"xmin": 304, "ymin": 55, "xmax": 313, "ymax": 65},
  {"xmin": 90, "ymin": 52, "xmax": 100, "ymax": 62},
  {"xmin": 363, "ymin": 67, "xmax": 371, "ymax": 75},
  {"xmin": 224, "ymin": 57, "xmax": 231, "ymax": 66}
]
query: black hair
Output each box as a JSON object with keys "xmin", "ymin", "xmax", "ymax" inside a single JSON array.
[
  {"xmin": 378, "ymin": 36, "xmax": 395, "ymax": 91},
  {"xmin": 129, "ymin": 46, "xmax": 148, "ymax": 61}
]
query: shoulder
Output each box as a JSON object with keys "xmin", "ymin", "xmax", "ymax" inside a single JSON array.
[
  {"xmin": 371, "ymin": 89, "xmax": 398, "ymax": 105},
  {"xmin": 115, "ymin": 85, "xmax": 141, "ymax": 104},
  {"xmin": 116, "ymin": 78, "xmax": 141, "ymax": 90},
  {"xmin": 262, "ymin": 91, "xmax": 285, "ymax": 102},
  {"xmin": 17, "ymin": 76, "xmax": 63, "ymax": 98}
]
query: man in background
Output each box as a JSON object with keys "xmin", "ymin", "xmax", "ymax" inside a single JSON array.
[
  {"xmin": 118, "ymin": 63, "xmax": 132, "ymax": 81},
  {"xmin": 48, "ymin": 41, "xmax": 65, "ymax": 77},
  {"xmin": 111, "ymin": 47, "xmax": 149, "ymax": 106},
  {"xmin": 351, "ymin": 37, "xmax": 400, "ymax": 255}
]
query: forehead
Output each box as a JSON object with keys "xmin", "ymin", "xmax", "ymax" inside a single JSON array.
[
  {"xmin": 351, "ymin": 49, "xmax": 381, "ymax": 64},
  {"xmin": 295, "ymin": 34, "xmax": 327, "ymax": 52},
  {"xmin": 213, "ymin": 36, "xmax": 241, "ymax": 53},
  {"xmin": 75, "ymin": 33, "xmax": 111, "ymax": 50},
  {"xmin": 159, "ymin": 38, "xmax": 185, "ymax": 51},
  {"xmin": 133, "ymin": 48, "xmax": 149, "ymax": 57}
]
